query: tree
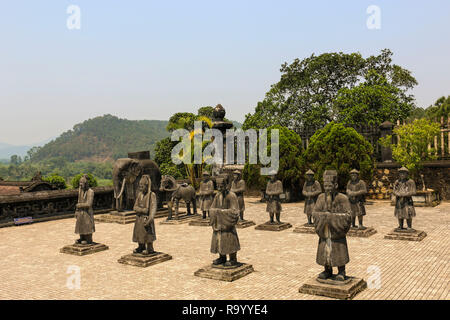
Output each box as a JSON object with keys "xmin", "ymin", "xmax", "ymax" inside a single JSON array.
[
  {"xmin": 335, "ymin": 70, "xmax": 414, "ymax": 124},
  {"xmin": 243, "ymin": 49, "xmax": 417, "ymax": 130},
  {"xmin": 154, "ymin": 137, "xmax": 185, "ymax": 178},
  {"xmin": 302, "ymin": 122, "xmax": 374, "ymax": 189},
  {"xmin": 166, "ymin": 112, "xmax": 197, "ymax": 132},
  {"xmin": 379, "ymin": 119, "xmax": 441, "ymax": 176},
  {"xmin": 43, "ymin": 173, "xmax": 67, "ymax": 190},
  {"xmin": 424, "ymin": 96, "xmax": 450, "ymax": 119},
  {"xmin": 71, "ymin": 173, "xmax": 98, "ymax": 189}
]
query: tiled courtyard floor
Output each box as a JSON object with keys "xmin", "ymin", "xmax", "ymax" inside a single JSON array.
[{"xmin": 0, "ymin": 199, "xmax": 448, "ymax": 300}]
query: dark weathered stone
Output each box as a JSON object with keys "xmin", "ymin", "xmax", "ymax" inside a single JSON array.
[
  {"xmin": 95, "ymin": 210, "xmax": 137, "ymax": 224},
  {"xmin": 235, "ymin": 220, "xmax": 256, "ymax": 228},
  {"xmin": 255, "ymin": 221, "xmax": 292, "ymax": 231},
  {"xmin": 118, "ymin": 252, "xmax": 172, "ymax": 267},
  {"xmin": 194, "ymin": 263, "xmax": 254, "ymax": 282},
  {"xmin": 160, "ymin": 175, "xmax": 197, "ymax": 220},
  {"xmin": 60, "ymin": 243, "xmax": 109, "ymax": 256},
  {"xmin": 347, "ymin": 226, "xmax": 377, "ymax": 238},
  {"xmin": 299, "ymin": 276, "xmax": 367, "ymax": 300},
  {"xmin": 160, "ymin": 213, "xmax": 200, "ymax": 225},
  {"xmin": 384, "ymin": 229, "xmax": 427, "ymax": 241},
  {"xmin": 189, "ymin": 216, "xmax": 211, "ymax": 227}
]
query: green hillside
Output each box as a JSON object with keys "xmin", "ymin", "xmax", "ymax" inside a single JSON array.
[{"xmin": 30, "ymin": 115, "xmax": 170, "ymax": 162}]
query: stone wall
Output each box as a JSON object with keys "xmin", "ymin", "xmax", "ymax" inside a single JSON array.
[{"xmin": 0, "ymin": 187, "xmax": 114, "ymax": 227}]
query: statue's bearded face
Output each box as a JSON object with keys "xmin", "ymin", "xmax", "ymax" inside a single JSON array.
[
  {"xmin": 306, "ymin": 174, "xmax": 314, "ymax": 182},
  {"xmin": 350, "ymin": 173, "xmax": 359, "ymax": 182},
  {"xmin": 80, "ymin": 179, "xmax": 87, "ymax": 190},
  {"xmin": 217, "ymin": 180, "xmax": 226, "ymax": 192},
  {"xmin": 139, "ymin": 181, "xmax": 148, "ymax": 194},
  {"xmin": 233, "ymin": 174, "xmax": 239, "ymax": 181},
  {"xmin": 399, "ymin": 172, "xmax": 408, "ymax": 180},
  {"xmin": 324, "ymin": 178, "xmax": 337, "ymax": 193}
]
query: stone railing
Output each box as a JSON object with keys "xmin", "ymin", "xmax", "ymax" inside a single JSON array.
[{"xmin": 0, "ymin": 187, "xmax": 114, "ymax": 227}]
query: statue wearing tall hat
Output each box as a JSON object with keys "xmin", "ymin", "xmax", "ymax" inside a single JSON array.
[
  {"xmin": 265, "ymin": 172, "xmax": 284, "ymax": 224},
  {"xmin": 132, "ymin": 175, "xmax": 157, "ymax": 255},
  {"xmin": 74, "ymin": 174, "xmax": 95, "ymax": 244},
  {"xmin": 302, "ymin": 170, "xmax": 322, "ymax": 225},
  {"xmin": 346, "ymin": 169, "xmax": 368, "ymax": 229},
  {"xmin": 312, "ymin": 170, "xmax": 352, "ymax": 281},
  {"xmin": 230, "ymin": 170, "xmax": 246, "ymax": 221},
  {"xmin": 198, "ymin": 171, "xmax": 215, "ymax": 220},
  {"xmin": 393, "ymin": 167, "xmax": 416, "ymax": 230}
]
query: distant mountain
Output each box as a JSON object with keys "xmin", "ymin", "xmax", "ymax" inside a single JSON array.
[
  {"xmin": 30, "ymin": 115, "xmax": 170, "ymax": 163},
  {"xmin": 0, "ymin": 138, "xmax": 53, "ymax": 159}
]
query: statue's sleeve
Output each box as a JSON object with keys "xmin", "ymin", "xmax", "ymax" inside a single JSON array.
[
  {"xmin": 149, "ymin": 192, "xmax": 157, "ymax": 220},
  {"xmin": 209, "ymin": 195, "xmax": 220, "ymax": 231},
  {"xmin": 354, "ymin": 181, "xmax": 367, "ymax": 196},
  {"xmin": 346, "ymin": 181, "xmax": 354, "ymax": 197},
  {"xmin": 328, "ymin": 196, "xmax": 351, "ymax": 238},
  {"xmin": 133, "ymin": 195, "xmax": 145, "ymax": 214},
  {"xmin": 207, "ymin": 181, "xmax": 214, "ymax": 195},
  {"xmin": 313, "ymin": 181, "xmax": 322, "ymax": 196},
  {"xmin": 265, "ymin": 183, "xmax": 271, "ymax": 195},
  {"xmin": 218, "ymin": 194, "xmax": 239, "ymax": 230},
  {"xmin": 313, "ymin": 195, "xmax": 327, "ymax": 238},
  {"xmin": 301, "ymin": 182, "xmax": 308, "ymax": 197},
  {"xmin": 404, "ymin": 180, "xmax": 417, "ymax": 197}
]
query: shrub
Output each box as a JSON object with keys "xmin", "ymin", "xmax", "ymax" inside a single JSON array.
[
  {"xmin": 43, "ymin": 173, "xmax": 67, "ymax": 190},
  {"xmin": 71, "ymin": 173, "xmax": 98, "ymax": 189}
]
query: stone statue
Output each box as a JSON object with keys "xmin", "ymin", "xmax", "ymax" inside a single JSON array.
[
  {"xmin": 230, "ymin": 170, "xmax": 246, "ymax": 221},
  {"xmin": 265, "ymin": 174, "xmax": 283, "ymax": 224},
  {"xmin": 313, "ymin": 170, "xmax": 352, "ymax": 281},
  {"xmin": 393, "ymin": 167, "xmax": 416, "ymax": 231},
  {"xmin": 346, "ymin": 169, "xmax": 368, "ymax": 229},
  {"xmin": 74, "ymin": 175, "xmax": 95, "ymax": 244},
  {"xmin": 132, "ymin": 175, "xmax": 157, "ymax": 255},
  {"xmin": 209, "ymin": 177, "xmax": 240, "ymax": 267},
  {"xmin": 160, "ymin": 175, "xmax": 197, "ymax": 220},
  {"xmin": 302, "ymin": 170, "xmax": 322, "ymax": 225},
  {"xmin": 198, "ymin": 171, "xmax": 214, "ymax": 219}
]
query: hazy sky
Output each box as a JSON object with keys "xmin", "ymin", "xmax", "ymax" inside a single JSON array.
[{"xmin": 1, "ymin": 0, "xmax": 449, "ymax": 145}]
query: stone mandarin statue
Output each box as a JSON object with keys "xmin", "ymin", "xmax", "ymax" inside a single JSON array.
[
  {"xmin": 198, "ymin": 171, "xmax": 214, "ymax": 220},
  {"xmin": 265, "ymin": 173, "xmax": 284, "ymax": 224},
  {"xmin": 302, "ymin": 170, "xmax": 322, "ymax": 225},
  {"xmin": 313, "ymin": 170, "xmax": 352, "ymax": 281},
  {"xmin": 209, "ymin": 177, "xmax": 241, "ymax": 267},
  {"xmin": 132, "ymin": 175, "xmax": 157, "ymax": 255},
  {"xmin": 346, "ymin": 169, "xmax": 368, "ymax": 229},
  {"xmin": 74, "ymin": 175, "xmax": 95, "ymax": 244},
  {"xmin": 393, "ymin": 167, "xmax": 417, "ymax": 231},
  {"xmin": 230, "ymin": 170, "xmax": 246, "ymax": 221}
]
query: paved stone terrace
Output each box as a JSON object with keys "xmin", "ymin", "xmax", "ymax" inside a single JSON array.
[{"xmin": 0, "ymin": 199, "xmax": 448, "ymax": 300}]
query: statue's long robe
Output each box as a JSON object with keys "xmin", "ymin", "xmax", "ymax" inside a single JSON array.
[
  {"xmin": 313, "ymin": 193, "xmax": 352, "ymax": 267},
  {"xmin": 266, "ymin": 180, "xmax": 283, "ymax": 213},
  {"xmin": 75, "ymin": 188, "xmax": 95, "ymax": 235},
  {"xmin": 198, "ymin": 180, "xmax": 214, "ymax": 211},
  {"xmin": 133, "ymin": 191, "xmax": 157, "ymax": 243},
  {"xmin": 209, "ymin": 191, "xmax": 240, "ymax": 255},
  {"xmin": 346, "ymin": 180, "xmax": 367, "ymax": 217},
  {"xmin": 302, "ymin": 180, "xmax": 322, "ymax": 215},
  {"xmin": 230, "ymin": 179, "xmax": 246, "ymax": 213},
  {"xmin": 393, "ymin": 179, "xmax": 416, "ymax": 219}
]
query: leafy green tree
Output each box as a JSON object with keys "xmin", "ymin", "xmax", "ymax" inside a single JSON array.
[
  {"xmin": 379, "ymin": 119, "xmax": 441, "ymax": 176},
  {"xmin": 197, "ymin": 106, "xmax": 214, "ymax": 118},
  {"xmin": 424, "ymin": 96, "xmax": 450, "ymax": 119},
  {"xmin": 302, "ymin": 122, "xmax": 374, "ymax": 189},
  {"xmin": 243, "ymin": 49, "xmax": 417, "ymax": 130},
  {"xmin": 71, "ymin": 173, "xmax": 98, "ymax": 189},
  {"xmin": 43, "ymin": 173, "xmax": 67, "ymax": 190},
  {"xmin": 154, "ymin": 137, "xmax": 185, "ymax": 178},
  {"xmin": 335, "ymin": 70, "xmax": 414, "ymax": 124},
  {"xmin": 166, "ymin": 112, "xmax": 197, "ymax": 132}
]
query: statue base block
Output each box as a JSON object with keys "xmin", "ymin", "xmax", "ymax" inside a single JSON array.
[
  {"xmin": 160, "ymin": 214, "xmax": 200, "ymax": 225},
  {"xmin": 94, "ymin": 210, "xmax": 136, "ymax": 224},
  {"xmin": 347, "ymin": 226, "xmax": 377, "ymax": 238},
  {"xmin": 60, "ymin": 242, "xmax": 109, "ymax": 256},
  {"xmin": 236, "ymin": 220, "xmax": 256, "ymax": 229},
  {"xmin": 189, "ymin": 217, "xmax": 211, "ymax": 226},
  {"xmin": 384, "ymin": 228, "xmax": 427, "ymax": 241},
  {"xmin": 255, "ymin": 221, "xmax": 292, "ymax": 231},
  {"xmin": 194, "ymin": 263, "xmax": 254, "ymax": 282},
  {"xmin": 118, "ymin": 252, "xmax": 172, "ymax": 267},
  {"xmin": 299, "ymin": 276, "xmax": 367, "ymax": 300},
  {"xmin": 293, "ymin": 223, "xmax": 315, "ymax": 234}
]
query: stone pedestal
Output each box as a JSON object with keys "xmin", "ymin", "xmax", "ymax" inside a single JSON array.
[
  {"xmin": 236, "ymin": 219, "xmax": 256, "ymax": 229},
  {"xmin": 384, "ymin": 228, "xmax": 427, "ymax": 241},
  {"xmin": 160, "ymin": 213, "xmax": 200, "ymax": 225},
  {"xmin": 118, "ymin": 252, "xmax": 172, "ymax": 267},
  {"xmin": 255, "ymin": 221, "xmax": 292, "ymax": 231},
  {"xmin": 347, "ymin": 226, "xmax": 377, "ymax": 238},
  {"xmin": 189, "ymin": 217, "xmax": 211, "ymax": 226},
  {"xmin": 299, "ymin": 276, "xmax": 367, "ymax": 300},
  {"xmin": 94, "ymin": 210, "xmax": 136, "ymax": 224},
  {"xmin": 293, "ymin": 223, "xmax": 316, "ymax": 234},
  {"xmin": 194, "ymin": 263, "xmax": 254, "ymax": 282},
  {"xmin": 60, "ymin": 242, "xmax": 109, "ymax": 256}
]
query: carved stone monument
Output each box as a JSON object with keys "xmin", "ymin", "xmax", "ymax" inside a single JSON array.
[
  {"xmin": 346, "ymin": 169, "xmax": 377, "ymax": 237},
  {"xmin": 194, "ymin": 177, "xmax": 253, "ymax": 281},
  {"xmin": 230, "ymin": 170, "xmax": 255, "ymax": 228},
  {"xmin": 118, "ymin": 175, "xmax": 172, "ymax": 267},
  {"xmin": 299, "ymin": 170, "xmax": 366, "ymax": 300},
  {"xmin": 189, "ymin": 172, "xmax": 215, "ymax": 227},
  {"xmin": 60, "ymin": 175, "xmax": 108, "ymax": 256},
  {"xmin": 294, "ymin": 170, "xmax": 321, "ymax": 234},
  {"xmin": 385, "ymin": 167, "xmax": 426, "ymax": 241},
  {"xmin": 255, "ymin": 174, "xmax": 292, "ymax": 231}
]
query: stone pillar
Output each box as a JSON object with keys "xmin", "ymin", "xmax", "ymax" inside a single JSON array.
[{"xmin": 379, "ymin": 121, "xmax": 394, "ymax": 162}]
